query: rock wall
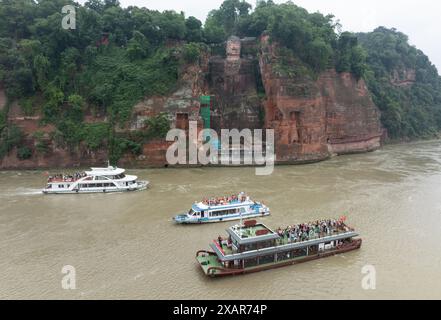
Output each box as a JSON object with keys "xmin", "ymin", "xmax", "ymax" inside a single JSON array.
[
  {"xmin": 207, "ymin": 36, "xmax": 264, "ymax": 132},
  {"xmin": 259, "ymin": 35, "xmax": 383, "ymax": 163},
  {"xmin": 0, "ymin": 36, "xmax": 383, "ymax": 169}
]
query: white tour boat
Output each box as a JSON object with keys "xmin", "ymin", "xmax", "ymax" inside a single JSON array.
[{"xmin": 42, "ymin": 165, "xmax": 149, "ymax": 194}]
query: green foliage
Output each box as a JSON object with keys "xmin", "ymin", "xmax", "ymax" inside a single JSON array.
[
  {"xmin": 109, "ymin": 134, "xmax": 142, "ymax": 165},
  {"xmin": 33, "ymin": 131, "xmax": 50, "ymax": 154},
  {"xmin": 81, "ymin": 46, "xmax": 179, "ymax": 125},
  {"xmin": 305, "ymin": 38, "xmax": 333, "ymax": 72},
  {"xmin": 233, "ymin": 1, "xmax": 366, "ymax": 77},
  {"xmin": 0, "ymin": 111, "xmax": 6, "ymax": 133},
  {"xmin": 203, "ymin": 19, "xmax": 226, "ymax": 44},
  {"xmin": 358, "ymin": 27, "xmax": 441, "ymax": 139},
  {"xmin": 182, "ymin": 43, "xmax": 201, "ymax": 63},
  {"xmin": 17, "ymin": 146, "xmax": 32, "ymax": 160},
  {"xmin": 126, "ymin": 31, "xmax": 150, "ymax": 61},
  {"xmin": 145, "ymin": 113, "xmax": 171, "ymax": 139},
  {"xmin": 273, "ymin": 47, "xmax": 313, "ymax": 79},
  {"xmin": 81, "ymin": 123, "xmax": 110, "ymax": 150},
  {"xmin": 336, "ymin": 32, "xmax": 367, "ymax": 79},
  {"xmin": 0, "ymin": 124, "xmax": 24, "ymax": 158},
  {"xmin": 19, "ymin": 97, "xmax": 36, "ymax": 116},
  {"xmin": 185, "ymin": 16, "xmax": 203, "ymax": 42},
  {"xmin": 204, "ymin": 0, "xmax": 251, "ymax": 41},
  {"xmin": 66, "ymin": 94, "xmax": 85, "ymax": 123},
  {"xmin": 42, "ymin": 85, "xmax": 64, "ymax": 123}
]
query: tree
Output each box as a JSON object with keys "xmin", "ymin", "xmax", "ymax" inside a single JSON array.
[
  {"xmin": 17, "ymin": 146, "xmax": 32, "ymax": 160},
  {"xmin": 182, "ymin": 43, "xmax": 201, "ymax": 63},
  {"xmin": 203, "ymin": 17, "xmax": 226, "ymax": 43},
  {"xmin": 126, "ymin": 30, "xmax": 150, "ymax": 61},
  {"xmin": 185, "ymin": 16, "xmax": 203, "ymax": 42},
  {"xmin": 305, "ymin": 38, "xmax": 332, "ymax": 72}
]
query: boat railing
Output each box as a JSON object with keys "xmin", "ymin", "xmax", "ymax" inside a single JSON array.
[
  {"xmin": 203, "ymin": 199, "xmax": 246, "ymax": 207},
  {"xmin": 276, "ymin": 227, "xmax": 354, "ymax": 246},
  {"xmin": 47, "ymin": 172, "xmax": 88, "ymax": 183}
]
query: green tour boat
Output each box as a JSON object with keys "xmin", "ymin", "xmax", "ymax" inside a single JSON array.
[{"xmin": 196, "ymin": 218, "xmax": 362, "ymax": 277}]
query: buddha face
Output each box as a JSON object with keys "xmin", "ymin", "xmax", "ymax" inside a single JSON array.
[{"xmin": 226, "ymin": 40, "xmax": 241, "ymax": 57}]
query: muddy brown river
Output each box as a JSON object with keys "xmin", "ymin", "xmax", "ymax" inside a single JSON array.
[{"xmin": 1, "ymin": 141, "xmax": 441, "ymax": 299}]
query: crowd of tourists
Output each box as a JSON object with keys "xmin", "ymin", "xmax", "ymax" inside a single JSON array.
[
  {"xmin": 47, "ymin": 172, "xmax": 87, "ymax": 182},
  {"xmin": 202, "ymin": 193, "xmax": 247, "ymax": 206},
  {"xmin": 276, "ymin": 218, "xmax": 350, "ymax": 243}
]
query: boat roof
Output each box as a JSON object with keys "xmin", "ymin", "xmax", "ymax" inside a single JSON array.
[
  {"xmin": 86, "ymin": 166, "xmax": 125, "ymax": 176},
  {"xmin": 192, "ymin": 200, "xmax": 254, "ymax": 211},
  {"xmin": 227, "ymin": 223, "xmax": 279, "ymax": 245}
]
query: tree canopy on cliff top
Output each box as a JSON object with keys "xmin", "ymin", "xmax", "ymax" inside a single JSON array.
[
  {"xmin": 358, "ymin": 27, "xmax": 441, "ymax": 139},
  {"xmin": 0, "ymin": 0, "xmax": 440, "ymax": 162}
]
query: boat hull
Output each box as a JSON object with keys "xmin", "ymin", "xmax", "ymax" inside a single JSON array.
[
  {"xmin": 42, "ymin": 181, "xmax": 149, "ymax": 194},
  {"xmin": 174, "ymin": 211, "xmax": 270, "ymax": 224},
  {"xmin": 197, "ymin": 239, "xmax": 362, "ymax": 277}
]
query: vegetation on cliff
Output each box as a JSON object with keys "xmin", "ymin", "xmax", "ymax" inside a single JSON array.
[
  {"xmin": 0, "ymin": 0, "xmax": 440, "ymax": 163},
  {"xmin": 358, "ymin": 27, "xmax": 441, "ymax": 139}
]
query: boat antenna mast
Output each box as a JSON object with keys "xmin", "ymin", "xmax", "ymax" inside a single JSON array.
[{"xmin": 239, "ymin": 192, "xmax": 243, "ymax": 236}]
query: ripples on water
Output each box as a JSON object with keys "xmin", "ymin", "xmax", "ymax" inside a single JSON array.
[{"xmin": 1, "ymin": 141, "xmax": 441, "ymax": 299}]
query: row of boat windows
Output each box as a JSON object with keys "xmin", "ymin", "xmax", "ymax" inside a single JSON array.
[
  {"xmin": 190, "ymin": 208, "xmax": 242, "ymax": 217},
  {"xmin": 79, "ymin": 183, "xmax": 117, "ymax": 188},
  {"xmin": 93, "ymin": 174, "xmax": 126, "ymax": 180},
  {"xmin": 50, "ymin": 181, "xmax": 136, "ymax": 189},
  {"xmin": 243, "ymin": 248, "xmax": 308, "ymax": 268},
  {"xmin": 231, "ymin": 238, "xmax": 338, "ymax": 255},
  {"xmin": 52, "ymin": 183, "xmax": 117, "ymax": 189},
  {"xmin": 224, "ymin": 241, "xmax": 344, "ymax": 269}
]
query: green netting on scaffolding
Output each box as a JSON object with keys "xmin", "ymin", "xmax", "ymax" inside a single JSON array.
[
  {"xmin": 200, "ymin": 95, "xmax": 211, "ymax": 106},
  {"xmin": 200, "ymin": 95, "xmax": 211, "ymax": 142},
  {"xmin": 200, "ymin": 96, "xmax": 211, "ymax": 130}
]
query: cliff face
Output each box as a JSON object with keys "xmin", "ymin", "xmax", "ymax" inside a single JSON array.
[
  {"xmin": 259, "ymin": 35, "xmax": 382, "ymax": 163},
  {"xmin": 0, "ymin": 36, "xmax": 383, "ymax": 169},
  {"xmin": 207, "ymin": 36, "xmax": 264, "ymax": 132}
]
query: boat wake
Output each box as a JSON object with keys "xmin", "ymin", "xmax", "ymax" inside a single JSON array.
[{"xmin": 10, "ymin": 188, "xmax": 43, "ymax": 196}]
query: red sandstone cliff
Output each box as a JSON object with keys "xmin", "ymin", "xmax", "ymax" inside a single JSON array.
[
  {"xmin": 0, "ymin": 36, "xmax": 383, "ymax": 169},
  {"xmin": 259, "ymin": 35, "xmax": 383, "ymax": 163}
]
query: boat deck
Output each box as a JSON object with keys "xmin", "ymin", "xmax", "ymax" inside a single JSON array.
[
  {"xmin": 217, "ymin": 228, "xmax": 352, "ymax": 256},
  {"xmin": 196, "ymin": 254, "xmax": 224, "ymax": 274}
]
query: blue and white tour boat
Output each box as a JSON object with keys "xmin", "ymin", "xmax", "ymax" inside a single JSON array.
[{"xmin": 173, "ymin": 192, "xmax": 270, "ymax": 224}]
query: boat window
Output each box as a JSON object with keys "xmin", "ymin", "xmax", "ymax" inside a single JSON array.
[
  {"xmin": 259, "ymin": 254, "xmax": 275, "ymax": 265},
  {"xmin": 188, "ymin": 209, "xmax": 195, "ymax": 215},
  {"xmin": 244, "ymin": 258, "xmax": 258, "ymax": 268},
  {"xmin": 211, "ymin": 209, "xmax": 240, "ymax": 217}
]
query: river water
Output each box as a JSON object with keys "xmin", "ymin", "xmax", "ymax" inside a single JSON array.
[{"xmin": 1, "ymin": 141, "xmax": 441, "ymax": 300}]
